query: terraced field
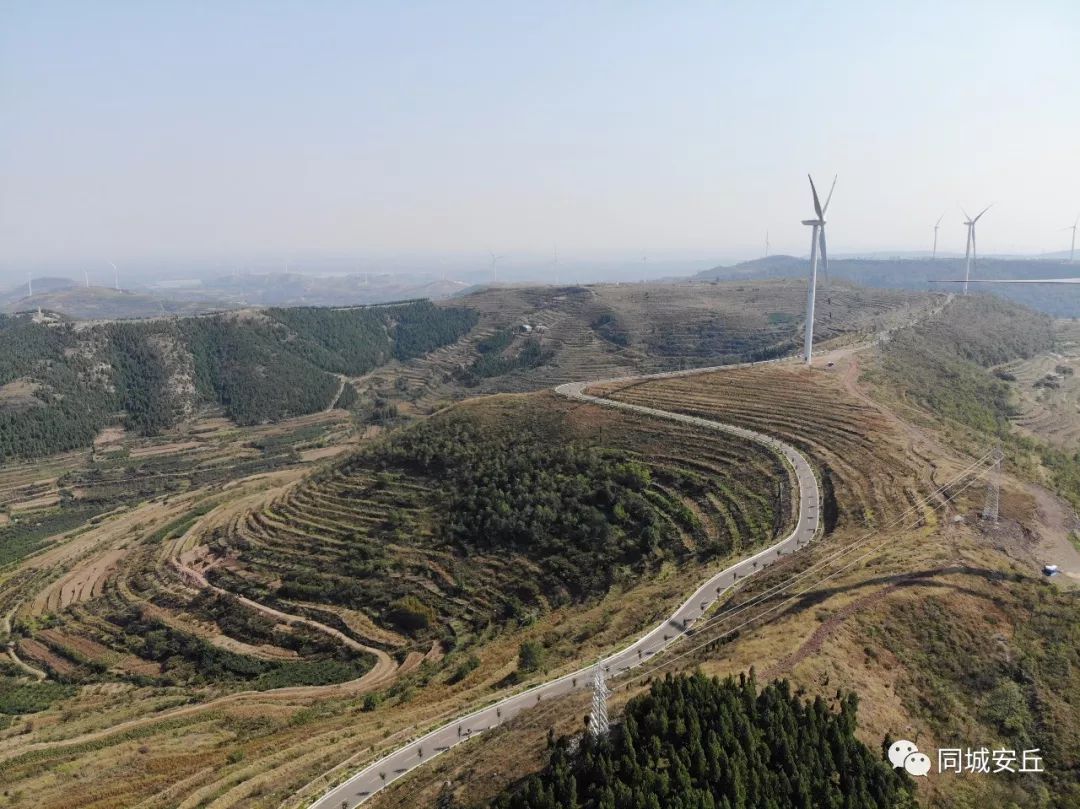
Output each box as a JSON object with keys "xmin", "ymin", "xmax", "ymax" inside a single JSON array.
[
  {"xmin": 592, "ymin": 361, "xmax": 930, "ymax": 536},
  {"xmin": 0, "ymin": 379, "xmax": 803, "ymax": 809},
  {"xmin": 194, "ymin": 392, "xmax": 791, "ymax": 660},
  {"xmin": 1003, "ymin": 320, "xmax": 1080, "ymax": 449}
]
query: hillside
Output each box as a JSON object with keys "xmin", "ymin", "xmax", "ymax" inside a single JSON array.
[
  {"xmin": 0, "ymin": 384, "xmax": 802, "ymax": 808},
  {"xmin": 2, "ymin": 286, "xmax": 230, "ymax": 320},
  {"xmin": 696, "ymin": 256, "xmax": 1080, "ymax": 317},
  {"xmin": 0, "ymin": 281, "xmax": 936, "ymax": 460},
  {"xmin": 0, "ymin": 300, "xmax": 477, "ymax": 459},
  {"xmin": 199, "ymin": 392, "xmax": 787, "ymax": 655},
  {"xmin": 362, "ymin": 313, "xmax": 1080, "ymax": 809},
  {"xmin": 348, "ymin": 281, "xmax": 937, "ymax": 418}
]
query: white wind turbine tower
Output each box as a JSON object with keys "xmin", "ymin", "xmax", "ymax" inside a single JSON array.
[
  {"xmin": 960, "ymin": 205, "xmax": 992, "ymax": 295},
  {"xmin": 84, "ymin": 270, "xmax": 90, "ymax": 288},
  {"xmin": 931, "ymin": 213, "xmax": 944, "ymax": 260},
  {"xmin": 109, "ymin": 261, "xmax": 120, "ymax": 290},
  {"xmin": 27, "ymin": 273, "xmax": 33, "ymax": 298},
  {"xmin": 1064, "ymin": 215, "xmax": 1078, "ymax": 263},
  {"xmin": 489, "ymin": 252, "xmax": 504, "ymax": 284},
  {"xmin": 765, "ymin": 230, "xmax": 770, "ymax": 258},
  {"xmin": 801, "ymin": 174, "xmax": 836, "ymax": 366}
]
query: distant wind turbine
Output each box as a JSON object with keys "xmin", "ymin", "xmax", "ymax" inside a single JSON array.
[
  {"xmin": 765, "ymin": 231, "xmax": 770, "ymax": 258},
  {"xmin": 551, "ymin": 246, "xmax": 560, "ymax": 285},
  {"xmin": 489, "ymin": 252, "xmax": 504, "ymax": 284},
  {"xmin": 931, "ymin": 213, "xmax": 944, "ymax": 260},
  {"xmin": 960, "ymin": 205, "xmax": 992, "ymax": 295},
  {"xmin": 27, "ymin": 273, "xmax": 33, "ymax": 298},
  {"xmin": 84, "ymin": 270, "xmax": 89, "ymax": 288},
  {"xmin": 1064, "ymin": 215, "xmax": 1078, "ymax": 263},
  {"xmin": 109, "ymin": 261, "xmax": 120, "ymax": 291},
  {"xmin": 801, "ymin": 174, "xmax": 836, "ymax": 365}
]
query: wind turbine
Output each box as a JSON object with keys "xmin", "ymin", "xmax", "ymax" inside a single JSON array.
[
  {"xmin": 83, "ymin": 270, "xmax": 89, "ymax": 288},
  {"xmin": 489, "ymin": 252, "xmax": 503, "ymax": 284},
  {"xmin": 960, "ymin": 205, "xmax": 992, "ymax": 295},
  {"xmin": 765, "ymin": 231, "xmax": 770, "ymax": 258},
  {"xmin": 27, "ymin": 273, "xmax": 33, "ymax": 298},
  {"xmin": 801, "ymin": 174, "xmax": 836, "ymax": 365},
  {"xmin": 1064, "ymin": 215, "xmax": 1078, "ymax": 263},
  {"xmin": 109, "ymin": 261, "xmax": 120, "ymax": 291},
  {"xmin": 931, "ymin": 213, "xmax": 944, "ymax": 260}
]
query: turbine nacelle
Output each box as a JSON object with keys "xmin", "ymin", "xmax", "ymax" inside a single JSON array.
[{"xmin": 801, "ymin": 219, "xmax": 824, "ymax": 227}]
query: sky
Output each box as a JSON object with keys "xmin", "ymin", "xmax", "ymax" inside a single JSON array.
[{"xmin": 2, "ymin": 1, "xmax": 1079, "ymax": 277}]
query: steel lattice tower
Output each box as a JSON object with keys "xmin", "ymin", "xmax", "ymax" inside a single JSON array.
[
  {"xmin": 982, "ymin": 446, "xmax": 1003, "ymax": 524},
  {"xmin": 589, "ymin": 663, "xmax": 610, "ymax": 738}
]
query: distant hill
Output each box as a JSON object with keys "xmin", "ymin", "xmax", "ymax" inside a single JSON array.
[
  {"xmin": 0, "ymin": 279, "xmax": 940, "ymax": 460},
  {"xmin": 2, "ymin": 285, "xmax": 230, "ymax": 320},
  {"xmin": 696, "ymin": 256, "xmax": 1080, "ymax": 316},
  {"xmin": 187, "ymin": 271, "xmax": 468, "ymax": 308},
  {"xmin": 0, "ymin": 272, "xmax": 468, "ymax": 320},
  {"xmin": 0, "ymin": 276, "xmax": 76, "ymax": 308},
  {"xmin": 0, "ymin": 300, "xmax": 477, "ymax": 459},
  {"xmin": 344, "ymin": 280, "xmax": 938, "ymax": 422}
]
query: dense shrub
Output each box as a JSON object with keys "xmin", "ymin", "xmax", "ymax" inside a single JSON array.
[{"xmin": 386, "ymin": 595, "xmax": 437, "ymax": 634}]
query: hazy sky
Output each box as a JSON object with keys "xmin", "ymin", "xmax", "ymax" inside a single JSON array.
[{"xmin": 2, "ymin": 1, "xmax": 1078, "ymax": 270}]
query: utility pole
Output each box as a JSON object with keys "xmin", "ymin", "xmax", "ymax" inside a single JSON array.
[
  {"xmin": 589, "ymin": 662, "xmax": 610, "ymax": 738},
  {"xmin": 981, "ymin": 446, "xmax": 1003, "ymax": 524}
]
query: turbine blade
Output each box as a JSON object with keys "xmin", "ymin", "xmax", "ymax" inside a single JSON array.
[
  {"xmin": 808, "ymin": 175, "xmax": 823, "ymax": 219},
  {"xmin": 821, "ymin": 175, "xmax": 837, "ymax": 215},
  {"xmin": 973, "ymin": 203, "xmax": 993, "ymax": 223},
  {"xmin": 960, "ymin": 206, "xmax": 971, "ymax": 222},
  {"xmin": 936, "ymin": 213, "xmax": 944, "ymax": 227}
]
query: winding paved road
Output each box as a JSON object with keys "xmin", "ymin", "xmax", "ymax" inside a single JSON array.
[{"xmin": 308, "ymin": 363, "xmax": 821, "ymax": 809}]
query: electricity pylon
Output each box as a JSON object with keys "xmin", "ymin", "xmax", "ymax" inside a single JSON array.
[
  {"xmin": 589, "ymin": 662, "xmax": 610, "ymax": 738},
  {"xmin": 981, "ymin": 446, "xmax": 1003, "ymax": 524}
]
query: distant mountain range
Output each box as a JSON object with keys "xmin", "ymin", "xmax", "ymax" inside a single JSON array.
[
  {"xmin": 695, "ymin": 256, "xmax": 1080, "ymax": 317},
  {"xmin": 1, "ymin": 272, "xmax": 471, "ymax": 320}
]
